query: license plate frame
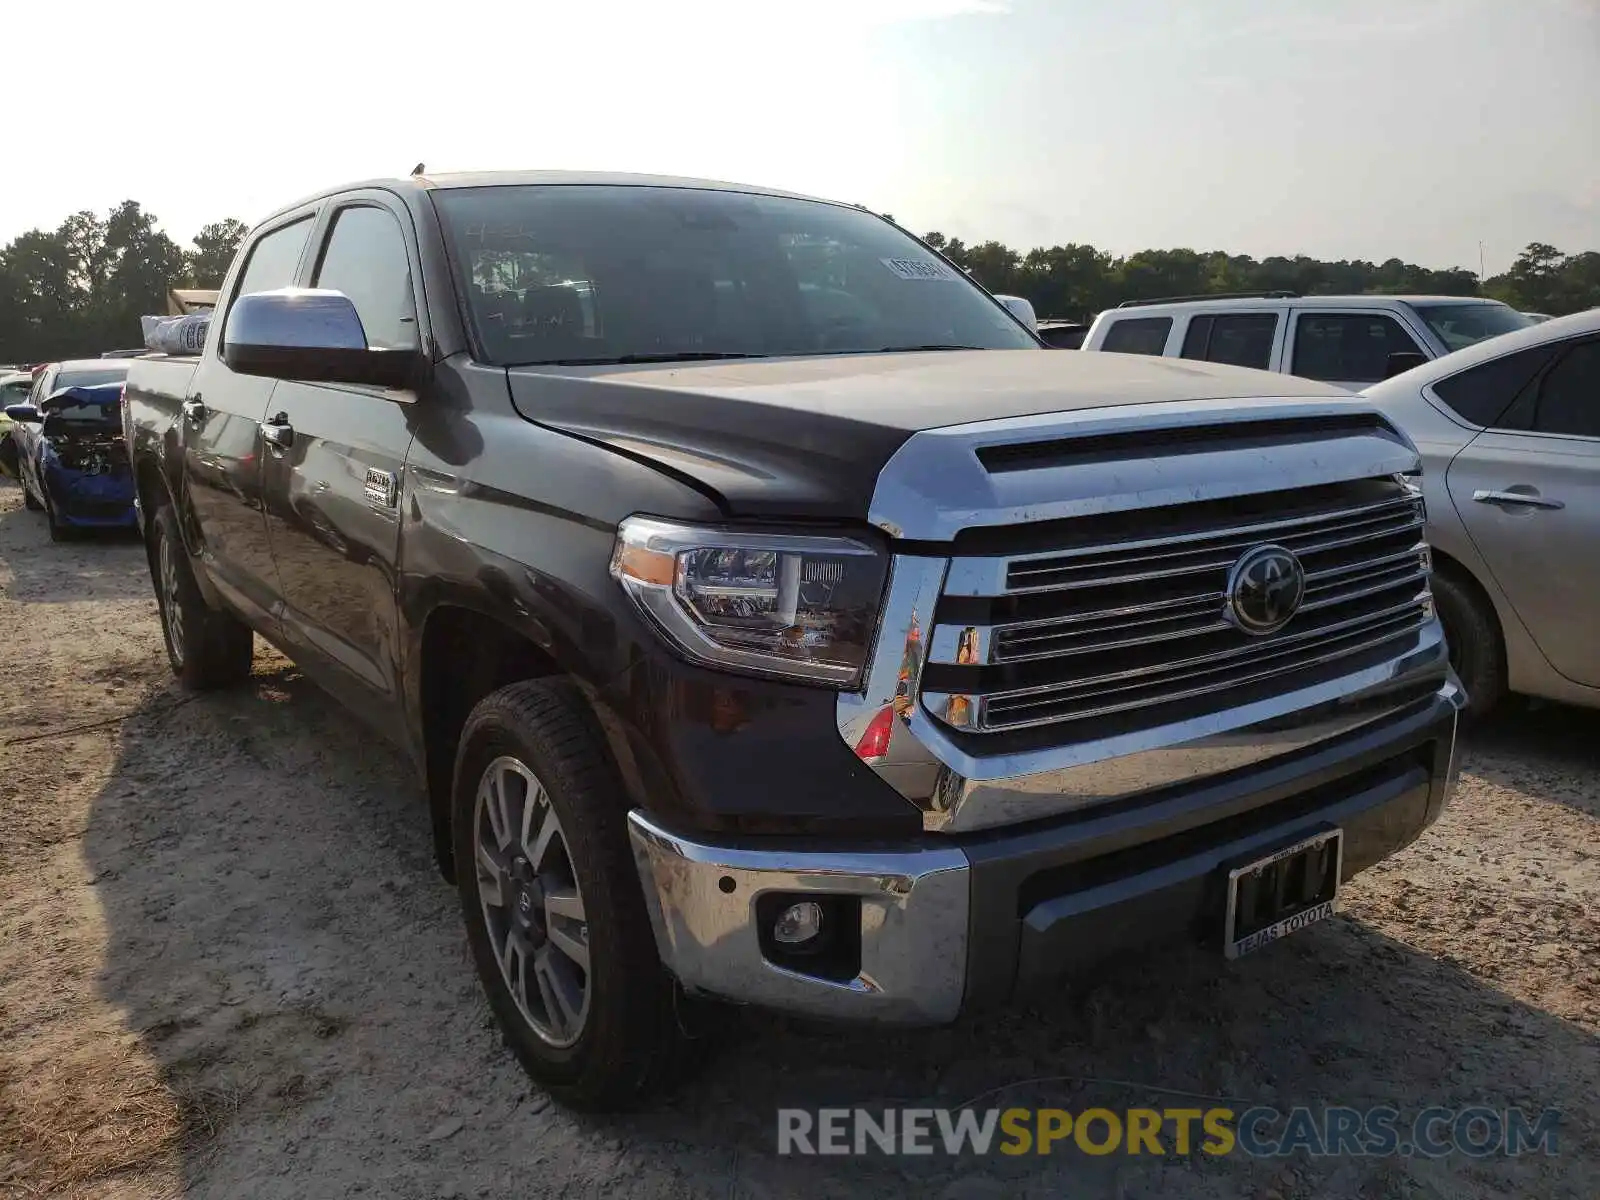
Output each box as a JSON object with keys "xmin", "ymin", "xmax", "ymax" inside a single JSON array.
[{"xmin": 1223, "ymin": 826, "xmax": 1343, "ymax": 960}]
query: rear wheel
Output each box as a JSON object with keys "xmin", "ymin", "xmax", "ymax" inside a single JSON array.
[
  {"xmin": 1432, "ymin": 566, "xmax": 1505, "ymax": 721},
  {"xmin": 452, "ymin": 678, "xmax": 701, "ymax": 1110},
  {"xmin": 151, "ymin": 504, "xmax": 255, "ymax": 689}
]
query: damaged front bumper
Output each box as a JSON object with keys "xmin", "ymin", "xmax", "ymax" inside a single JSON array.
[{"xmin": 41, "ymin": 457, "xmax": 137, "ymax": 527}]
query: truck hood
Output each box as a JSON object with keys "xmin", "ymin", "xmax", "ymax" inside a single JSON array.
[{"xmin": 506, "ymin": 349, "xmax": 1353, "ymax": 522}]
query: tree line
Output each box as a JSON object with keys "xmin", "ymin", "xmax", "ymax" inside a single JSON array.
[
  {"xmin": 919, "ymin": 233, "xmax": 1600, "ymax": 324},
  {"xmin": 0, "ymin": 197, "xmax": 1594, "ymax": 363},
  {"xmin": 0, "ymin": 202, "xmax": 247, "ymax": 363}
]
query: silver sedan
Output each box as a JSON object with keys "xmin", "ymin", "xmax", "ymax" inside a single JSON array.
[{"xmin": 1362, "ymin": 309, "xmax": 1600, "ymax": 718}]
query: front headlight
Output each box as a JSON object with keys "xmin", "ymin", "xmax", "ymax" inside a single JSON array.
[{"xmin": 609, "ymin": 516, "xmax": 888, "ymax": 686}]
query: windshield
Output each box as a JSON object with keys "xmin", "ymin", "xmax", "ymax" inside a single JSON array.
[
  {"xmin": 433, "ymin": 185, "xmax": 1038, "ymax": 366},
  {"xmin": 1409, "ymin": 302, "xmax": 1533, "ymax": 352},
  {"xmin": 1, "ymin": 379, "xmax": 32, "ymax": 405},
  {"xmin": 56, "ymin": 365, "xmax": 129, "ymax": 389}
]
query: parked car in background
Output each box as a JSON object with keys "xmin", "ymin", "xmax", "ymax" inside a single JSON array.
[
  {"xmin": 0, "ymin": 371, "xmax": 33, "ymax": 474},
  {"xmin": 1036, "ymin": 319, "xmax": 1089, "ymax": 348},
  {"xmin": 4, "ymin": 382, "xmax": 137, "ymax": 538},
  {"xmin": 24, "ymin": 359, "xmax": 131, "ymax": 408},
  {"xmin": 122, "ymin": 169, "xmax": 1461, "ymax": 1110},
  {"xmin": 993, "ymin": 293, "xmax": 1039, "ymax": 332},
  {"xmin": 1081, "ymin": 293, "xmax": 1534, "ymax": 391},
  {"xmin": 1361, "ymin": 308, "xmax": 1600, "ymax": 718}
]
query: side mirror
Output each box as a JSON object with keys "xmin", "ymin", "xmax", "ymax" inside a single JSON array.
[
  {"xmin": 222, "ymin": 289, "xmax": 417, "ymax": 388},
  {"xmin": 995, "ymin": 294, "xmax": 1038, "ymax": 332},
  {"xmin": 1383, "ymin": 351, "xmax": 1428, "ymax": 379},
  {"xmin": 4, "ymin": 403, "xmax": 40, "ymax": 422}
]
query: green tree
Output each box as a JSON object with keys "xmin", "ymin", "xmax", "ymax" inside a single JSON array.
[
  {"xmin": 0, "ymin": 204, "xmax": 236, "ymax": 361},
  {"xmin": 187, "ymin": 219, "xmax": 249, "ymax": 287}
]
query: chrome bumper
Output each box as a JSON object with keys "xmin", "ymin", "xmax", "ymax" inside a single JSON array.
[{"xmin": 626, "ymin": 811, "xmax": 971, "ymax": 1024}]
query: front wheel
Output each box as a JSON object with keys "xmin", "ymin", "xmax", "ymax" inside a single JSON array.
[
  {"xmin": 43, "ymin": 494, "xmax": 72, "ymax": 542},
  {"xmin": 452, "ymin": 678, "xmax": 700, "ymax": 1110},
  {"xmin": 22, "ymin": 482, "xmax": 42, "ymax": 511},
  {"xmin": 1432, "ymin": 567, "xmax": 1505, "ymax": 721}
]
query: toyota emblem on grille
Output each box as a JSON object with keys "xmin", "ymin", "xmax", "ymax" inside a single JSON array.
[{"xmin": 1226, "ymin": 544, "xmax": 1306, "ymax": 635}]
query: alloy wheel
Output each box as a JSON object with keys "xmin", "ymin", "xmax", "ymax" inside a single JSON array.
[
  {"xmin": 473, "ymin": 755, "xmax": 591, "ymax": 1047},
  {"xmin": 158, "ymin": 533, "xmax": 185, "ymax": 663}
]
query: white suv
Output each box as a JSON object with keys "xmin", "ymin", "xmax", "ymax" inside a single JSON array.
[{"xmin": 1081, "ymin": 292, "xmax": 1533, "ymax": 391}]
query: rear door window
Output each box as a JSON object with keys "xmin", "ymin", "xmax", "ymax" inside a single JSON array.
[
  {"xmin": 1100, "ymin": 317, "xmax": 1172, "ymax": 355},
  {"xmin": 1179, "ymin": 313, "xmax": 1277, "ymax": 370},
  {"xmin": 1529, "ymin": 340, "xmax": 1600, "ymax": 439},
  {"xmin": 1430, "ymin": 344, "xmax": 1560, "ymax": 427},
  {"xmin": 1291, "ymin": 313, "xmax": 1425, "ymax": 384}
]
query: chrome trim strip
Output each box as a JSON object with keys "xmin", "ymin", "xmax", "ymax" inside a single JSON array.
[
  {"xmin": 955, "ymin": 593, "xmax": 1431, "ymax": 708},
  {"xmin": 993, "ymin": 492, "xmax": 1422, "ymax": 570},
  {"xmin": 868, "ymin": 396, "xmax": 1419, "ymax": 542},
  {"xmin": 945, "ymin": 509, "xmax": 1422, "ymax": 597},
  {"xmin": 957, "ymin": 610, "xmax": 1431, "ymax": 732},
  {"xmin": 626, "ymin": 810, "xmax": 970, "ymax": 1024},
  {"xmin": 922, "ymin": 634, "xmax": 1452, "ymax": 832}
]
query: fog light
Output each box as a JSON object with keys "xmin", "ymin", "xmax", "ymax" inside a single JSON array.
[{"xmin": 772, "ymin": 901, "xmax": 824, "ymax": 947}]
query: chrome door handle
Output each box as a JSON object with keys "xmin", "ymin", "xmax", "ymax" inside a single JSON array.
[
  {"xmin": 181, "ymin": 397, "xmax": 207, "ymax": 422},
  {"xmin": 260, "ymin": 418, "xmax": 295, "ymax": 449},
  {"xmin": 1472, "ymin": 489, "xmax": 1564, "ymax": 510}
]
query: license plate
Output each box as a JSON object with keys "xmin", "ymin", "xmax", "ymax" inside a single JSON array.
[{"xmin": 1223, "ymin": 827, "xmax": 1343, "ymax": 959}]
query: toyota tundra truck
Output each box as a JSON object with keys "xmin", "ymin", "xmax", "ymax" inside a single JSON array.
[{"xmin": 122, "ymin": 170, "xmax": 1464, "ymax": 1110}]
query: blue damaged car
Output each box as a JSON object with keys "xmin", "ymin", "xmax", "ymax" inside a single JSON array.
[{"xmin": 4, "ymin": 382, "xmax": 137, "ymax": 539}]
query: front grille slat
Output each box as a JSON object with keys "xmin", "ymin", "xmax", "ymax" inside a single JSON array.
[
  {"xmin": 1002, "ymin": 496, "xmax": 1421, "ymax": 592},
  {"xmin": 926, "ymin": 477, "xmax": 1432, "ymax": 737},
  {"xmin": 985, "ymin": 593, "xmax": 1428, "ymax": 704},
  {"xmin": 975, "ymin": 611, "xmax": 1425, "ymax": 731}
]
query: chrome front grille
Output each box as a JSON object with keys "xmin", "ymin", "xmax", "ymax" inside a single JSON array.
[{"xmin": 920, "ymin": 480, "xmax": 1432, "ymax": 737}]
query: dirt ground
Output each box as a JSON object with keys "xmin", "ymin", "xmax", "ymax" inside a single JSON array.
[{"xmin": 1, "ymin": 481, "xmax": 1595, "ymax": 1200}]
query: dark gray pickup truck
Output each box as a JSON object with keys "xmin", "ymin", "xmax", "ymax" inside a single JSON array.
[{"xmin": 123, "ymin": 170, "xmax": 1464, "ymax": 1110}]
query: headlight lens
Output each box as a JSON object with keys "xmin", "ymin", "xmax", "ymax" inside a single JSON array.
[{"xmin": 610, "ymin": 516, "xmax": 888, "ymax": 686}]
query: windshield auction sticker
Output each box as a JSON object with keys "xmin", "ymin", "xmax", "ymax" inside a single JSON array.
[{"xmin": 881, "ymin": 257, "xmax": 957, "ymax": 280}]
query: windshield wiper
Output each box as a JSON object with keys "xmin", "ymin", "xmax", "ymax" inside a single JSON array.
[
  {"xmin": 874, "ymin": 344, "xmax": 990, "ymax": 353},
  {"xmin": 516, "ymin": 351, "xmax": 770, "ymax": 366}
]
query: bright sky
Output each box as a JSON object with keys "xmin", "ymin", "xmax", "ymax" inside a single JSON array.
[{"xmin": 9, "ymin": 0, "xmax": 1597, "ymax": 276}]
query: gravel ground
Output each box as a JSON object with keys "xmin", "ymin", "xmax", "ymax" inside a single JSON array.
[{"xmin": 1, "ymin": 481, "xmax": 1596, "ymax": 1200}]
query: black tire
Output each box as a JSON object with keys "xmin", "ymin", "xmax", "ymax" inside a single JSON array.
[
  {"xmin": 22, "ymin": 482, "xmax": 42, "ymax": 511},
  {"xmin": 1432, "ymin": 566, "xmax": 1505, "ymax": 721},
  {"xmin": 150, "ymin": 504, "xmax": 255, "ymax": 689},
  {"xmin": 452, "ymin": 678, "xmax": 700, "ymax": 1110},
  {"xmin": 43, "ymin": 494, "xmax": 72, "ymax": 542}
]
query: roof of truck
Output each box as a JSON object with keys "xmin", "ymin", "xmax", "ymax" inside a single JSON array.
[
  {"xmin": 257, "ymin": 171, "xmax": 860, "ymax": 227},
  {"xmin": 416, "ymin": 170, "xmax": 836, "ymax": 200}
]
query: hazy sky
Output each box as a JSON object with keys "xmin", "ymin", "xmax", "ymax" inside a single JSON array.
[{"xmin": 8, "ymin": 0, "xmax": 1597, "ymax": 275}]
